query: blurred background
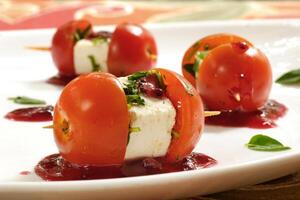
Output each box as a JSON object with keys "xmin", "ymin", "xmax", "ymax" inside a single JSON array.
[{"xmin": 0, "ymin": 0, "xmax": 299, "ymax": 30}]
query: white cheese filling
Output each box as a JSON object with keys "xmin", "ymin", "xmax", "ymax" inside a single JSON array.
[
  {"xmin": 118, "ymin": 77, "xmax": 176, "ymax": 160},
  {"xmin": 73, "ymin": 39, "xmax": 109, "ymax": 74}
]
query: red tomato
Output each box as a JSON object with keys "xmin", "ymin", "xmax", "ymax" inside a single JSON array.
[
  {"xmin": 182, "ymin": 33, "xmax": 252, "ymax": 86},
  {"xmin": 156, "ymin": 68, "xmax": 204, "ymax": 163},
  {"xmin": 53, "ymin": 72, "xmax": 129, "ymax": 166},
  {"xmin": 51, "ymin": 20, "xmax": 92, "ymax": 77},
  {"xmin": 108, "ymin": 23, "xmax": 157, "ymax": 77},
  {"xmin": 197, "ymin": 42, "xmax": 272, "ymax": 112}
]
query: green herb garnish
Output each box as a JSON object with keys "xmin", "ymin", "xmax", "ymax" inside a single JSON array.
[
  {"xmin": 124, "ymin": 70, "xmax": 167, "ymax": 106},
  {"xmin": 123, "ymin": 71, "xmax": 148, "ymax": 107},
  {"xmin": 246, "ymin": 134, "xmax": 291, "ymax": 151},
  {"xmin": 8, "ymin": 96, "xmax": 46, "ymax": 105},
  {"xmin": 276, "ymin": 69, "xmax": 300, "ymax": 85},
  {"xmin": 127, "ymin": 71, "xmax": 148, "ymax": 81},
  {"xmin": 126, "ymin": 94, "xmax": 145, "ymax": 106},
  {"xmin": 184, "ymin": 51, "xmax": 208, "ymax": 78},
  {"xmin": 91, "ymin": 37, "xmax": 108, "ymax": 46},
  {"xmin": 129, "ymin": 126, "xmax": 141, "ymax": 133},
  {"xmin": 73, "ymin": 24, "xmax": 92, "ymax": 42},
  {"xmin": 88, "ymin": 55, "xmax": 101, "ymax": 72}
]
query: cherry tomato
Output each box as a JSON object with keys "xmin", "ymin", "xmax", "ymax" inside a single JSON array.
[
  {"xmin": 51, "ymin": 20, "xmax": 92, "ymax": 77},
  {"xmin": 197, "ymin": 42, "xmax": 272, "ymax": 112},
  {"xmin": 155, "ymin": 68, "xmax": 204, "ymax": 163},
  {"xmin": 53, "ymin": 72, "xmax": 129, "ymax": 166},
  {"xmin": 182, "ymin": 33, "xmax": 252, "ymax": 86},
  {"xmin": 108, "ymin": 23, "xmax": 157, "ymax": 77}
]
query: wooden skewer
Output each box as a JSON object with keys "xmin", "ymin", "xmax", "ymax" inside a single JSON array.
[
  {"xmin": 204, "ymin": 111, "xmax": 221, "ymax": 117},
  {"xmin": 43, "ymin": 111, "xmax": 220, "ymax": 129},
  {"xmin": 43, "ymin": 124, "xmax": 54, "ymax": 129},
  {"xmin": 25, "ymin": 46, "xmax": 51, "ymax": 51}
]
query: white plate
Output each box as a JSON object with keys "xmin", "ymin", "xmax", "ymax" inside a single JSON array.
[{"xmin": 0, "ymin": 20, "xmax": 300, "ymax": 200}]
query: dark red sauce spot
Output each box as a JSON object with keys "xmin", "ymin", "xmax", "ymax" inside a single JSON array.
[
  {"xmin": 46, "ymin": 75, "xmax": 75, "ymax": 86},
  {"xmin": 138, "ymin": 74, "xmax": 165, "ymax": 98},
  {"xmin": 87, "ymin": 31, "xmax": 112, "ymax": 40},
  {"xmin": 5, "ymin": 105, "xmax": 53, "ymax": 122},
  {"xmin": 206, "ymin": 100, "xmax": 287, "ymax": 129},
  {"xmin": 20, "ymin": 171, "xmax": 31, "ymax": 175},
  {"xmin": 35, "ymin": 153, "xmax": 217, "ymax": 181}
]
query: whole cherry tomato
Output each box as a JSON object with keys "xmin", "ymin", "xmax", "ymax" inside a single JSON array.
[
  {"xmin": 197, "ymin": 42, "xmax": 272, "ymax": 112},
  {"xmin": 53, "ymin": 72, "xmax": 129, "ymax": 166},
  {"xmin": 182, "ymin": 33, "xmax": 252, "ymax": 86},
  {"xmin": 156, "ymin": 68, "xmax": 204, "ymax": 163},
  {"xmin": 108, "ymin": 23, "xmax": 157, "ymax": 77},
  {"xmin": 51, "ymin": 20, "xmax": 92, "ymax": 77}
]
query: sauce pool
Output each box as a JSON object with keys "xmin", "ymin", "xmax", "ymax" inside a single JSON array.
[
  {"xmin": 35, "ymin": 153, "xmax": 217, "ymax": 181},
  {"xmin": 46, "ymin": 75, "xmax": 75, "ymax": 86},
  {"xmin": 5, "ymin": 106, "xmax": 53, "ymax": 122},
  {"xmin": 205, "ymin": 100, "xmax": 287, "ymax": 129}
]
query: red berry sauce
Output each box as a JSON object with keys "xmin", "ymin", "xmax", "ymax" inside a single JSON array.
[
  {"xmin": 35, "ymin": 153, "xmax": 217, "ymax": 181},
  {"xmin": 46, "ymin": 75, "xmax": 75, "ymax": 86},
  {"xmin": 5, "ymin": 105, "xmax": 53, "ymax": 122},
  {"xmin": 206, "ymin": 100, "xmax": 287, "ymax": 129}
]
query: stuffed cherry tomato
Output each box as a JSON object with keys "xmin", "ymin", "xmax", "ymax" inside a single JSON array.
[
  {"xmin": 182, "ymin": 34, "xmax": 272, "ymax": 112},
  {"xmin": 53, "ymin": 69, "xmax": 203, "ymax": 166},
  {"xmin": 182, "ymin": 33, "xmax": 252, "ymax": 86},
  {"xmin": 51, "ymin": 20, "xmax": 157, "ymax": 78}
]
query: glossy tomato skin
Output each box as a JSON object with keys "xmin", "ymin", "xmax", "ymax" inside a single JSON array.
[
  {"xmin": 53, "ymin": 72, "xmax": 129, "ymax": 166},
  {"xmin": 108, "ymin": 23, "xmax": 157, "ymax": 77},
  {"xmin": 182, "ymin": 33, "xmax": 252, "ymax": 86},
  {"xmin": 197, "ymin": 42, "xmax": 272, "ymax": 112},
  {"xmin": 51, "ymin": 20, "xmax": 92, "ymax": 77},
  {"xmin": 155, "ymin": 68, "xmax": 204, "ymax": 163}
]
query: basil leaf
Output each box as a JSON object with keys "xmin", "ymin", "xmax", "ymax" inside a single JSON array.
[
  {"xmin": 276, "ymin": 69, "xmax": 300, "ymax": 84},
  {"xmin": 8, "ymin": 96, "xmax": 46, "ymax": 105},
  {"xmin": 246, "ymin": 134, "xmax": 291, "ymax": 151},
  {"xmin": 183, "ymin": 51, "xmax": 208, "ymax": 78},
  {"xmin": 73, "ymin": 24, "xmax": 92, "ymax": 42},
  {"xmin": 183, "ymin": 64, "xmax": 195, "ymax": 76},
  {"xmin": 126, "ymin": 94, "xmax": 145, "ymax": 106},
  {"xmin": 88, "ymin": 55, "xmax": 101, "ymax": 72},
  {"xmin": 91, "ymin": 38, "xmax": 107, "ymax": 46},
  {"xmin": 128, "ymin": 71, "xmax": 148, "ymax": 81}
]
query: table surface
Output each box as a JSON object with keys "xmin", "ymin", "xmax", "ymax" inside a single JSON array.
[{"xmin": 1, "ymin": 1, "xmax": 300, "ymax": 199}]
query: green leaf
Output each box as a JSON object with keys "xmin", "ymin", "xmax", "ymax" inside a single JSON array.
[
  {"xmin": 127, "ymin": 71, "xmax": 148, "ymax": 81},
  {"xmin": 73, "ymin": 24, "xmax": 92, "ymax": 42},
  {"xmin": 183, "ymin": 51, "xmax": 208, "ymax": 78},
  {"xmin": 91, "ymin": 38, "xmax": 108, "ymax": 46},
  {"xmin": 126, "ymin": 94, "xmax": 145, "ymax": 106},
  {"xmin": 246, "ymin": 134, "xmax": 291, "ymax": 151},
  {"xmin": 88, "ymin": 55, "xmax": 101, "ymax": 72},
  {"xmin": 8, "ymin": 96, "xmax": 46, "ymax": 105},
  {"xmin": 276, "ymin": 69, "xmax": 300, "ymax": 84},
  {"xmin": 183, "ymin": 64, "xmax": 195, "ymax": 76}
]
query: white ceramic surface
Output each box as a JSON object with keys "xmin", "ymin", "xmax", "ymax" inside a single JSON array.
[{"xmin": 0, "ymin": 20, "xmax": 300, "ymax": 200}]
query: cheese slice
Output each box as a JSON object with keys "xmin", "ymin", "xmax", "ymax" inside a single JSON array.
[
  {"xmin": 118, "ymin": 77, "xmax": 176, "ymax": 160},
  {"xmin": 73, "ymin": 39, "xmax": 109, "ymax": 74}
]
